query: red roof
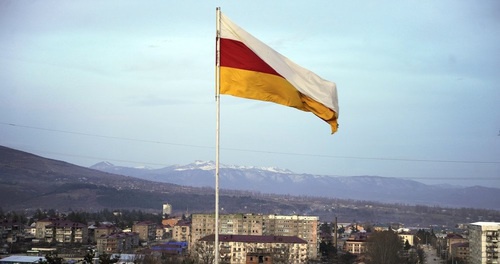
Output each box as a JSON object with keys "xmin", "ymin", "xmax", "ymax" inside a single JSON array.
[{"xmin": 199, "ymin": 234, "xmax": 307, "ymax": 244}]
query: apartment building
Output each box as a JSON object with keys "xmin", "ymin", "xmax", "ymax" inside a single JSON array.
[
  {"xmin": 89, "ymin": 224, "xmax": 121, "ymax": 244},
  {"xmin": 35, "ymin": 218, "xmax": 88, "ymax": 243},
  {"xmin": 96, "ymin": 232, "xmax": 140, "ymax": 253},
  {"xmin": 0, "ymin": 219, "xmax": 24, "ymax": 243},
  {"xmin": 469, "ymin": 222, "xmax": 500, "ymax": 264},
  {"xmin": 191, "ymin": 213, "xmax": 262, "ymax": 245},
  {"xmin": 132, "ymin": 221, "xmax": 156, "ymax": 242},
  {"xmin": 198, "ymin": 234, "xmax": 308, "ymax": 264},
  {"xmin": 450, "ymin": 242, "xmax": 469, "ymax": 263},
  {"xmin": 262, "ymin": 214, "xmax": 319, "ymax": 259},
  {"xmin": 173, "ymin": 221, "xmax": 190, "ymax": 243},
  {"xmin": 446, "ymin": 233, "xmax": 467, "ymax": 260},
  {"xmin": 190, "ymin": 213, "xmax": 318, "ymax": 259},
  {"xmin": 191, "ymin": 213, "xmax": 216, "ymax": 247}
]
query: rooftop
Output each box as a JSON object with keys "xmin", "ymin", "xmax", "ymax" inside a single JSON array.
[{"xmin": 199, "ymin": 234, "xmax": 307, "ymax": 244}]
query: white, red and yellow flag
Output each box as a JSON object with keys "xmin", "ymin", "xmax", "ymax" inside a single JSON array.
[{"xmin": 218, "ymin": 12, "xmax": 339, "ymax": 133}]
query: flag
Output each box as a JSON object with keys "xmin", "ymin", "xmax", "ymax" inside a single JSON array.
[{"xmin": 218, "ymin": 12, "xmax": 339, "ymax": 133}]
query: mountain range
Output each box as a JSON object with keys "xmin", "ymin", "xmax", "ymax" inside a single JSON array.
[
  {"xmin": 90, "ymin": 160, "xmax": 500, "ymax": 210},
  {"xmin": 1, "ymin": 144, "xmax": 499, "ymax": 226}
]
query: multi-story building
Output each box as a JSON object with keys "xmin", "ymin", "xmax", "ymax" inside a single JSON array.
[
  {"xmin": 96, "ymin": 232, "xmax": 140, "ymax": 253},
  {"xmin": 190, "ymin": 213, "xmax": 318, "ymax": 260},
  {"xmin": 446, "ymin": 233, "xmax": 467, "ymax": 260},
  {"xmin": 0, "ymin": 219, "xmax": 24, "ymax": 243},
  {"xmin": 344, "ymin": 232, "xmax": 368, "ymax": 255},
  {"xmin": 173, "ymin": 220, "xmax": 191, "ymax": 243},
  {"xmin": 35, "ymin": 218, "xmax": 53, "ymax": 239},
  {"xmin": 198, "ymin": 234, "xmax": 308, "ymax": 264},
  {"xmin": 132, "ymin": 221, "xmax": 157, "ymax": 243},
  {"xmin": 35, "ymin": 218, "xmax": 88, "ymax": 243},
  {"xmin": 451, "ymin": 242, "xmax": 469, "ymax": 263},
  {"xmin": 191, "ymin": 213, "xmax": 216, "ymax": 247},
  {"xmin": 191, "ymin": 213, "xmax": 262, "ymax": 246},
  {"xmin": 262, "ymin": 214, "xmax": 318, "ymax": 259},
  {"xmin": 90, "ymin": 224, "xmax": 121, "ymax": 244},
  {"xmin": 469, "ymin": 222, "xmax": 500, "ymax": 264},
  {"xmin": 162, "ymin": 203, "xmax": 172, "ymax": 218}
]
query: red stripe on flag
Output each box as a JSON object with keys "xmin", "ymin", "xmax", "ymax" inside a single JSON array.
[{"xmin": 220, "ymin": 38, "xmax": 282, "ymax": 77}]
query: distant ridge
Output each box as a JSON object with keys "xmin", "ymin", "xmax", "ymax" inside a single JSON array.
[
  {"xmin": 1, "ymin": 145, "xmax": 500, "ymax": 226},
  {"xmin": 90, "ymin": 159, "xmax": 500, "ymax": 210}
]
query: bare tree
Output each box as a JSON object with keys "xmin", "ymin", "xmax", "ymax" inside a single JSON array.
[
  {"xmin": 366, "ymin": 231, "xmax": 403, "ymax": 264},
  {"xmin": 189, "ymin": 242, "xmax": 215, "ymax": 264}
]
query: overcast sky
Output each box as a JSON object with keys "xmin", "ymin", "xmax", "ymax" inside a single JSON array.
[{"xmin": 1, "ymin": 0, "xmax": 499, "ymax": 188}]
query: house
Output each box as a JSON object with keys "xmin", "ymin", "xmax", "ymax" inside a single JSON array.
[
  {"xmin": 344, "ymin": 233, "xmax": 369, "ymax": 255},
  {"xmin": 398, "ymin": 232, "xmax": 416, "ymax": 246},
  {"xmin": 161, "ymin": 217, "xmax": 180, "ymax": 227},
  {"xmin": 246, "ymin": 252, "xmax": 273, "ymax": 264}
]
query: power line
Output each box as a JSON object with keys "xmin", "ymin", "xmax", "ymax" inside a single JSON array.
[
  {"xmin": 8, "ymin": 148, "xmax": 500, "ymax": 182},
  {"xmin": 1, "ymin": 122, "xmax": 499, "ymax": 164},
  {"xmin": 11, "ymin": 148, "xmax": 500, "ymax": 182}
]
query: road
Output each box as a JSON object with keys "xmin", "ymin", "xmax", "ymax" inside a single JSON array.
[{"xmin": 424, "ymin": 245, "xmax": 443, "ymax": 264}]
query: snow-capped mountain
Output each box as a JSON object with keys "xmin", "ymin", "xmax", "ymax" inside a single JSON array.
[{"xmin": 90, "ymin": 161, "xmax": 500, "ymax": 210}]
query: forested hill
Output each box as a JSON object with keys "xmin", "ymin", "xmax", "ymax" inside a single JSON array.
[{"xmin": 1, "ymin": 145, "xmax": 499, "ymax": 226}]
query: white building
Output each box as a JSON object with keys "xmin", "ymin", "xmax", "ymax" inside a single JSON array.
[
  {"xmin": 162, "ymin": 203, "xmax": 172, "ymax": 218},
  {"xmin": 469, "ymin": 222, "xmax": 500, "ymax": 264}
]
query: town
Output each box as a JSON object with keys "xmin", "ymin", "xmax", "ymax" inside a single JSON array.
[{"xmin": 0, "ymin": 204, "xmax": 498, "ymax": 264}]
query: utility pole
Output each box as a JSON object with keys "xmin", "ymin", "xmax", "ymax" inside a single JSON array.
[{"xmin": 334, "ymin": 217, "xmax": 338, "ymax": 250}]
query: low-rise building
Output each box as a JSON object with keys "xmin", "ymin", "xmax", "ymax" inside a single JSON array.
[
  {"xmin": 398, "ymin": 232, "xmax": 415, "ymax": 246},
  {"xmin": 0, "ymin": 256, "xmax": 45, "ymax": 264},
  {"xmin": 344, "ymin": 233, "xmax": 369, "ymax": 255}
]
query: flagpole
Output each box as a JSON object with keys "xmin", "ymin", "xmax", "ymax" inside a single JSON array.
[{"xmin": 214, "ymin": 7, "xmax": 221, "ymax": 264}]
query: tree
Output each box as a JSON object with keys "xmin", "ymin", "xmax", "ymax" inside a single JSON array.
[
  {"xmin": 39, "ymin": 252, "xmax": 63, "ymax": 264},
  {"xmin": 98, "ymin": 252, "xmax": 120, "ymax": 264},
  {"xmin": 404, "ymin": 240, "xmax": 411, "ymax": 251},
  {"xmin": 190, "ymin": 242, "xmax": 214, "ymax": 264},
  {"xmin": 366, "ymin": 231, "xmax": 403, "ymax": 264},
  {"xmin": 82, "ymin": 250, "xmax": 95, "ymax": 264},
  {"xmin": 338, "ymin": 252, "xmax": 357, "ymax": 264},
  {"xmin": 416, "ymin": 247, "xmax": 426, "ymax": 264},
  {"xmin": 319, "ymin": 241, "xmax": 336, "ymax": 261}
]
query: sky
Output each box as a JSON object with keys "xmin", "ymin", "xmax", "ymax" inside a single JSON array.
[{"xmin": 1, "ymin": 0, "xmax": 499, "ymax": 188}]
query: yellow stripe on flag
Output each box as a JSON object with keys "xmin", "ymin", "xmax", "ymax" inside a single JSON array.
[{"xmin": 221, "ymin": 67, "xmax": 339, "ymax": 133}]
